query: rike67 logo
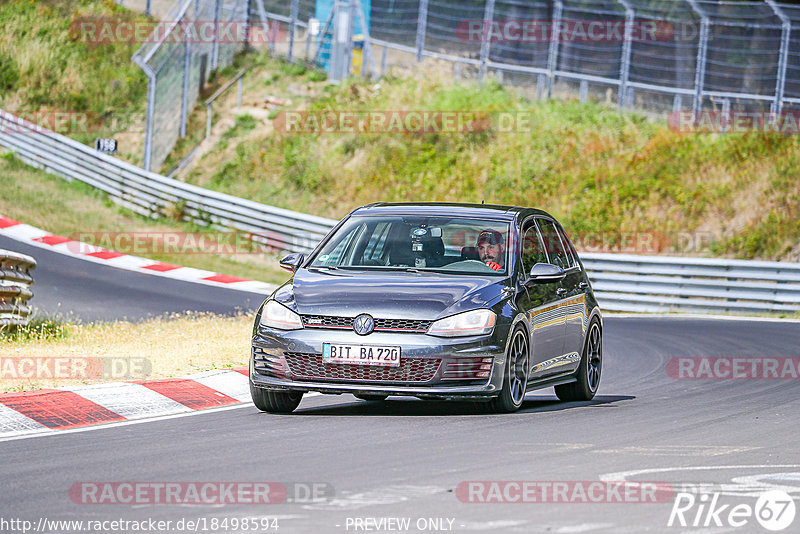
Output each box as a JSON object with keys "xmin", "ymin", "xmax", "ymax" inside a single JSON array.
[{"xmin": 668, "ymin": 490, "xmax": 796, "ymax": 531}]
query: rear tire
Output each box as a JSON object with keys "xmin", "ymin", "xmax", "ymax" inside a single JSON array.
[
  {"xmin": 354, "ymin": 394, "xmax": 388, "ymax": 402},
  {"xmin": 250, "ymin": 382, "xmax": 303, "ymax": 413},
  {"xmin": 489, "ymin": 326, "xmax": 529, "ymax": 413},
  {"xmin": 555, "ymin": 320, "xmax": 602, "ymax": 402}
]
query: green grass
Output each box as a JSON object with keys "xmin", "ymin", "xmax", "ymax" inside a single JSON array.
[
  {"xmin": 2, "ymin": 0, "xmax": 797, "ymax": 263},
  {"xmin": 0, "ymin": 152, "xmax": 292, "ymax": 286},
  {"xmin": 0, "ymin": 0, "xmax": 149, "ymax": 163},
  {"xmin": 0, "ymin": 316, "xmax": 72, "ymax": 343}
]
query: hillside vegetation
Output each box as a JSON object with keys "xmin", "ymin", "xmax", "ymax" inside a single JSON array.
[
  {"xmin": 180, "ymin": 61, "xmax": 800, "ymax": 261},
  {"xmin": 1, "ymin": 0, "xmax": 797, "ymax": 262},
  {"xmin": 0, "ymin": 0, "xmax": 148, "ymax": 161}
]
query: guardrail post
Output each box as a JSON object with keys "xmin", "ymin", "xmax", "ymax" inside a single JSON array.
[
  {"xmin": 546, "ymin": 1, "xmax": 563, "ymax": 98},
  {"xmin": 686, "ymin": 0, "xmax": 709, "ymax": 116},
  {"xmin": 288, "ymin": 0, "xmax": 300, "ymax": 62},
  {"xmin": 478, "ymin": 0, "xmax": 496, "ymax": 85},
  {"xmin": 616, "ymin": 0, "xmax": 634, "ymax": 109},
  {"xmin": 765, "ymin": 0, "xmax": 791, "ymax": 117},
  {"xmin": 415, "ymin": 0, "xmax": 429, "ymax": 63}
]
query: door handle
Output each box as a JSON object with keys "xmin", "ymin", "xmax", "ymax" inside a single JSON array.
[{"xmin": 556, "ymin": 288, "xmax": 568, "ymax": 296}]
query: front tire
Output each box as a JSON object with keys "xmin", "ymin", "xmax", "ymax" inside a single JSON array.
[
  {"xmin": 555, "ymin": 320, "xmax": 602, "ymax": 402},
  {"xmin": 490, "ymin": 326, "xmax": 529, "ymax": 413},
  {"xmin": 250, "ymin": 382, "xmax": 303, "ymax": 413}
]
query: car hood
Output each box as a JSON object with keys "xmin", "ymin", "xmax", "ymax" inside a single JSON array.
[{"xmin": 274, "ymin": 268, "xmax": 509, "ymax": 320}]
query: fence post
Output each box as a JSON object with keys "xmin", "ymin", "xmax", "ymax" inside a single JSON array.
[
  {"xmin": 765, "ymin": 0, "xmax": 791, "ymax": 117},
  {"xmin": 180, "ymin": 27, "xmax": 191, "ymax": 138},
  {"xmin": 616, "ymin": 0, "xmax": 634, "ymax": 109},
  {"xmin": 288, "ymin": 0, "xmax": 300, "ymax": 62},
  {"xmin": 145, "ymin": 0, "xmax": 151, "ymax": 17},
  {"xmin": 547, "ymin": 1, "xmax": 563, "ymax": 97},
  {"xmin": 478, "ymin": 0, "xmax": 496, "ymax": 85},
  {"xmin": 416, "ymin": 0, "xmax": 429, "ymax": 62},
  {"xmin": 134, "ymin": 58, "xmax": 156, "ymax": 172},
  {"xmin": 686, "ymin": 0, "xmax": 709, "ymax": 116},
  {"xmin": 211, "ymin": 0, "xmax": 222, "ymax": 71}
]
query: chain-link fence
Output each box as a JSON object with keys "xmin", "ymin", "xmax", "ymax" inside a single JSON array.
[
  {"xmin": 363, "ymin": 0, "xmax": 799, "ymax": 116},
  {"xmin": 132, "ymin": 0, "xmax": 800, "ymax": 171},
  {"xmin": 131, "ymin": 0, "xmax": 249, "ymax": 171}
]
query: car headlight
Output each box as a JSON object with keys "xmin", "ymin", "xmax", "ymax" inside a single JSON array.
[
  {"xmin": 427, "ymin": 309, "xmax": 496, "ymax": 337},
  {"xmin": 260, "ymin": 300, "xmax": 303, "ymax": 330}
]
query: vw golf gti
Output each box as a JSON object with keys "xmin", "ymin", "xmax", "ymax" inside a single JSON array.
[{"xmin": 250, "ymin": 203, "xmax": 602, "ymax": 413}]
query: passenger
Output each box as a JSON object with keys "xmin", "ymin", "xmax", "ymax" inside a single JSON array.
[{"xmin": 476, "ymin": 230, "xmax": 505, "ymax": 271}]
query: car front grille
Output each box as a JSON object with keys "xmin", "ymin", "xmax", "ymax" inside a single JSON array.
[
  {"xmin": 252, "ymin": 347, "xmax": 287, "ymax": 378},
  {"xmin": 442, "ymin": 357, "xmax": 494, "ymax": 380},
  {"xmin": 301, "ymin": 315, "xmax": 432, "ymax": 333},
  {"xmin": 283, "ymin": 352, "xmax": 441, "ymax": 383}
]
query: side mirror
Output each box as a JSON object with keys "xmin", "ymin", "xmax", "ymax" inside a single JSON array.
[
  {"xmin": 525, "ymin": 262, "xmax": 566, "ymax": 285},
  {"xmin": 279, "ymin": 253, "xmax": 305, "ymax": 273}
]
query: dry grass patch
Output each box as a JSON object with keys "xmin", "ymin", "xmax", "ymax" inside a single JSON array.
[{"xmin": 0, "ymin": 312, "xmax": 253, "ymax": 393}]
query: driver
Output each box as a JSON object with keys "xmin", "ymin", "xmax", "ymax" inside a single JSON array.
[{"xmin": 476, "ymin": 229, "xmax": 505, "ymax": 271}]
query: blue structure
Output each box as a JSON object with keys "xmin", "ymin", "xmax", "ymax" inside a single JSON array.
[{"xmin": 315, "ymin": 0, "xmax": 371, "ymax": 70}]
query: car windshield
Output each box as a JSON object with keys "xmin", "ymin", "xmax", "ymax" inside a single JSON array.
[{"xmin": 309, "ymin": 216, "xmax": 511, "ymax": 275}]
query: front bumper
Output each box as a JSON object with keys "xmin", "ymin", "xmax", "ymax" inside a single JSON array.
[{"xmin": 250, "ymin": 325, "xmax": 509, "ymax": 400}]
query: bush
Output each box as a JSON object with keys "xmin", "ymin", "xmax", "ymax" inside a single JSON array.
[{"xmin": 0, "ymin": 52, "xmax": 19, "ymax": 91}]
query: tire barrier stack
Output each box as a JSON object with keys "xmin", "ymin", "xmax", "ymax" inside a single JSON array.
[{"xmin": 0, "ymin": 249, "xmax": 36, "ymax": 326}]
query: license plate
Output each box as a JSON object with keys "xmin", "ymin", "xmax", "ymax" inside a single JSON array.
[{"xmin": 322, "ymin": 343, "xmax": 401, "ymax": 367}]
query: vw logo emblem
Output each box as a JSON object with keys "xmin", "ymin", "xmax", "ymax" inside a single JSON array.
[{"xmin": 353, "ymin": 314, "xmax": 374, "ymax": 336}]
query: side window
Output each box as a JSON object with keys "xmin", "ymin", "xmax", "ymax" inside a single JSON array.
[
  {"xmin": 537, "ymin": 218, "xmax": 571, "ymax": 270},
  {"xmin": 362, "ymin": 222, "xmax": 391, "ymax": 263},
  {"xmin": 521, "ymin": 222, "xmax": 548, "ymax": 274},
  {"xmin": 556, "ymin": 225, "xmax": 579, "ymax": 268},
  {"xmin": 323, "ymin": 224, "xmax": 362, "ymax": 266}
]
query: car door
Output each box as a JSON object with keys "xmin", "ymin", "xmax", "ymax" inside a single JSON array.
[
  {"xmin": 555, "ymin": 223, "xmax": 589, "ymax": 360},
  {"xmin": 534, "ymin": 217, "xmax": 581, "ymax": 377},
  {"xmin": 519, "ymin": 218, "xmax": 565, "ymax": 379}
]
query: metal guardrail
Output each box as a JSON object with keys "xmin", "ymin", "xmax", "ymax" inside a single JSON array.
[
  {"xmin": 2, "ymin": 109, "xmax": 800, "ymax": 315},
  {"xmin": 583, "ymin": 253, "xmax": 800, "ymax": 314},
  {"xmin": 0, "ymin": 111, "xmax": 337, "ymax": 254},
  {"xmin": 0, "ymin": 249, "xmax": 36, "ymax": 326}
]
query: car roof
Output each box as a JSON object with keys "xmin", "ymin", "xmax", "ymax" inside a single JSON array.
[{"xmin": 350, "ymin": 202, "xmax": 553, "ymax": 222}]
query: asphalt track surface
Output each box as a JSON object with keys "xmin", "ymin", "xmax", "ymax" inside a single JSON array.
[
  {"xmin": 0, "ymin": 234, "xmax": 268, "ymax": 321},
  {"xmin": 2, "ymin": 316, "xmax": 799, "ymax": 533}
]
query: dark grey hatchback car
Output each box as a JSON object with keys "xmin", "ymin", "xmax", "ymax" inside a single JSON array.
[{"xmin": 250, "ymin": 203, "xmax": 602, "ymax": 413}]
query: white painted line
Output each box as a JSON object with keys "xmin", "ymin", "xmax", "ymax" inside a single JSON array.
[
  {"xmin": 61, "ymin": 383, "xmax": 191, "ymax": 419},
  {"xmin": 0, "ymin": 217, "xmax": 277, "ymax": 295},
  {"xmin": 0, "ymin": 403, "xmax": 252, "ymax": 443},
  {"xmin": 190, "ymin": 370, "xmax": 252, "ymax": 402},
  {"xmin": 104, "ymin": 255, "xmax": 158, "ymax": 269},
  {"xmin": 0, "ymin": 391, "xmax": 323, "ymax": 443},
  {"xmin": 600, "ymin": 465, "xmax": 800, "ymax": 498},
  {"xmin": 3, "ymin": 224, "xmax": 48, "ymax": 241}
]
